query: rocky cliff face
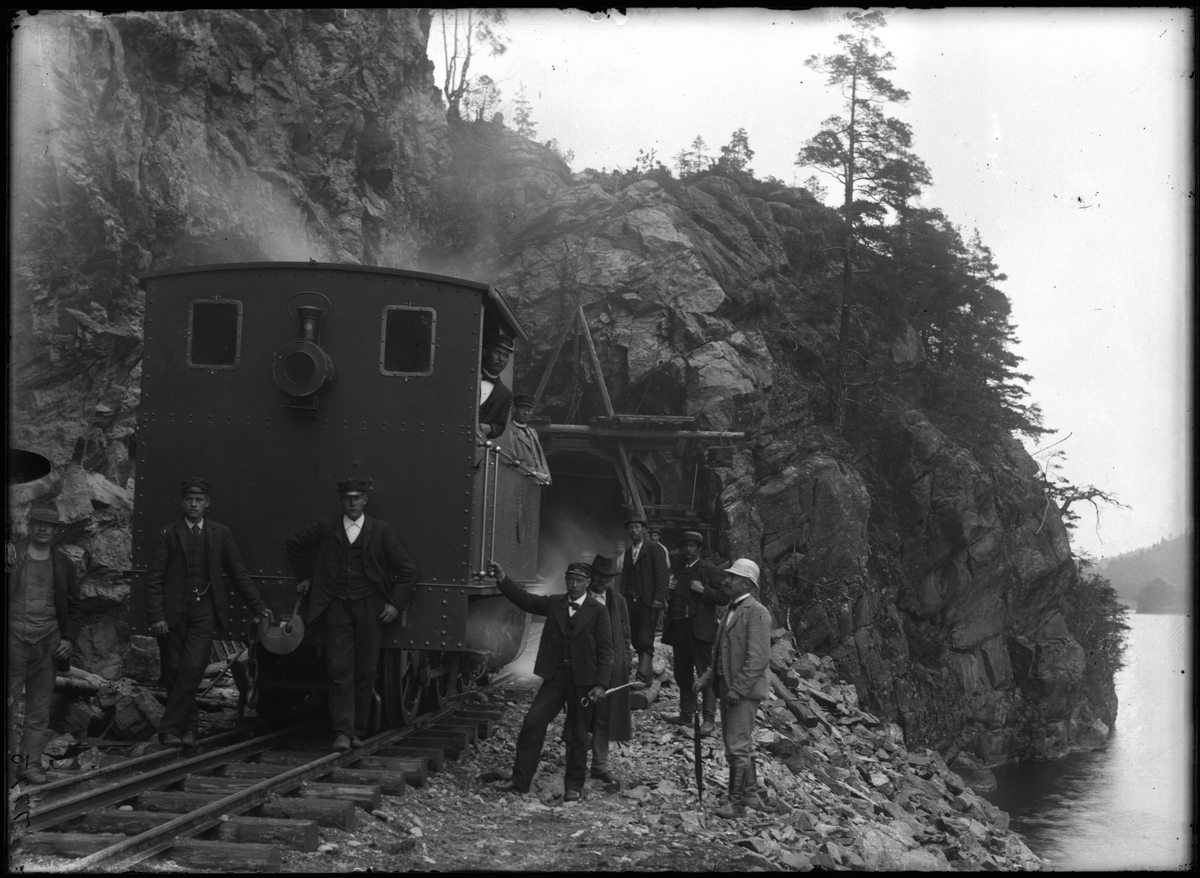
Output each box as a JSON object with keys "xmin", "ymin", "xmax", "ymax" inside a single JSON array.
[{"xmin": 9, "ymin": 10, "xmax": 1112, "ymax": 765}]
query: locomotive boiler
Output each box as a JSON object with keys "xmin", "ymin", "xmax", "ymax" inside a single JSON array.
[{"xmin": 130, "ymin": 262, "xmax": 543, "ymax": 727}]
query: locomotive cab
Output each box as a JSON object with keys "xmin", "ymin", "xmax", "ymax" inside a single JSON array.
[{"xmin": 131, "ymin": 263, "xmax": 542, "ymax": 726}]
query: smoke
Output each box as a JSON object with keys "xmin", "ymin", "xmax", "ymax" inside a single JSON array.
[{"xmin": 537, "ymin": 503, "xmax": 629, "ymax": 587}]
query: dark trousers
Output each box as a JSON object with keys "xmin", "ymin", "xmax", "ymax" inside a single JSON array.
[
  {"xmin": 325, "ymin": 593, "xmax": 384, "ymax": 738},
  {"xmin": 671, "ymin": 624, "xmax": 716, "ymax": 720},
  {"xmin": 627, "ymin": 600, "xmax": 658, "ymax": 655},
  {"xmin": 512, "ymin": 664, "xmax": 593, "ymax": 793},
  {"xmin": 159, "ymin": 591, "xmax": 216, "ymax": 737},
  {"xmin": 7, "ymin": 630, "xmax": 59, "ymax": 768}
]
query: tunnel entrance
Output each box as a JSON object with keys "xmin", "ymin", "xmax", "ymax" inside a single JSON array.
[{"xmin": 538, "ymin": 450, "xmax": 638, "ymax": 580}]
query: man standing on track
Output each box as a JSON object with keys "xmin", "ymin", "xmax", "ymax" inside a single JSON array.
[
  {"xmin": 146, "ymin": 478, "xmax": 269, "ymax": 748},
  {"xmin": 287, "ymin": 478, "xmax": 418, "ymax": 752},
  {"xmin": 619, "ymin": 517, "xmax": 668, "ymax": 684},
  {"xmin": 488, "ymin": 559, "xmax": 611, "ymax": 802}
]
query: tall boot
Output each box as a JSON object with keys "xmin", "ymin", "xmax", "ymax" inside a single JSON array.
[
  {"xmin": 636, "ymin": 652, "xmax": 654, "ymax": 684},
  {"xmin": 715, "ymin": 765, "xmax": 744, "ymax": 819},
  {"xmin": 741, "ymin": 756, "xmax": 773, "ymax": 813},
  {"xmin": 698, "ymin": 688, "xmax": 717, "ymax": 737}
]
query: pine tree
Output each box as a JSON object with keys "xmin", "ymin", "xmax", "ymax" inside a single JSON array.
[
  {"xmin": 512, "ymin": 83, "xmax": 537, "ymax": 138},
  {"xmin": 717, "ymin": 128, "xmax": 754, "ymax": 174},
  {"xmin": 796, "ymin": 13, "xmax": 931, "ymax": 432}
]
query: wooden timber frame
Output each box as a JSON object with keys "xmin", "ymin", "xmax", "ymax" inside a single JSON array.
[{"xmin": 530, "ymin": 304, "xmax": 744, "ymax": 520}]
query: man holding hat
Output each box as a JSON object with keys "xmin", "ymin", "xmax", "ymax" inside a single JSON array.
[
  {"xmin": 660, "ymin": 531, "xmax": 727, "ymax": 736},
  {"xmin": 287, "ymin": 478, "xmax": 418, "ymax": 752},
  {"xmin": 619, "ymin": 518, "xmax": 669, "ymax": 684},
  {"xmin": 7, "ymin": 499, "xmax": 82, "ymax": 784},
  {"xmin": 694, "ymin": 558, "xmax": 773, "ymax": 818},
  {"xmin": 146, "ymin": 478, "xmax": 269, "ymax": 748},
  {"xmin": 478, "ymin": 333, "xmax": 515, "ymax": 442},
  {"xmin": 507, "ymin": 393, "xmax": 552, "ymax": 485},
  {"xmin": 583, "ymin": 554, "xmax": 634, "ymax": 784},
  {"xmin": 486, "ymin": 558, "xmax": 611, "ymax": 801}
]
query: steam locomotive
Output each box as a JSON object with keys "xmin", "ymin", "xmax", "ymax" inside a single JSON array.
[{"xmin": 130, "ymin": 262, "xmax": 543, "ymax": 727}]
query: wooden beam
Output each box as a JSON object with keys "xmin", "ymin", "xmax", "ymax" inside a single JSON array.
[
  {"xmin": 532, "ymin": 308, "xmax": 578, "ymax": 408},
  {"xmin": 539, "ymin": 424, "xmax": 745, "ymax": 441}
]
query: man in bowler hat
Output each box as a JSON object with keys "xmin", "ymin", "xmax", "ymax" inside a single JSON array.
[
  {"xmin": 487, "ymin": 558, "xmax": 612, "ymax": 801},
  {"xmin": 619, "ymin": 517, "xmax": 669, "ymax": 684},
  {"xmin": 660, "ymin": 531, "xmax": 727, "ymax": 736},
  {"xmin": 146, "ymin": 478, "xmax": 269, "ymax": 747},
  {"xmin": 287, "ymin": 478, "xmax": 418, "ymax": 751},
  {"xmin": 7, "ymin": 499, "xmax": 82, "ymax": 784},
  {"xmin": 584, "ymin": 554, "xmax": 635, "ymax": 784}
]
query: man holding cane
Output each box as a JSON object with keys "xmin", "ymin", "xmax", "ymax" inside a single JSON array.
[{"xmin": 694, "ymin": 558, "xmax": 773, "ymax": 819}]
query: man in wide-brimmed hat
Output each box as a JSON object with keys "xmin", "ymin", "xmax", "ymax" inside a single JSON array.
[
  {"xmin": 583, "ymin": 554, "xmax": 635, "ymax": 785},
  {"xmin": 7, "ymin": 499, "xmax": 82, "ymax": 785},
  {"xmin": 619, "ymin": 517, "xmax": 669, "ymax": 684},
  {"xmin": 147, "ymin": 477, "xmax": 270, "ymax": 749},
  {"xmin": 660, "ymin": 531, "xmax": 727, "ymax": 737},
  {"xmin": 287, "ymin": 477, "xmax": 418, "ymax": 752},
  {"xmin": 488, "ymin": 558, "xmax": 611, "ymax": 802}
]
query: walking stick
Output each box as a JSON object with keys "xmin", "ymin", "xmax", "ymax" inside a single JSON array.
[
  {"xmin": 580, "ymin": 680, "xmax": 644, "ymax": 707},
  {"xmin": 694, "ymin": 710, "xmax": 705, "ymax": 814}
]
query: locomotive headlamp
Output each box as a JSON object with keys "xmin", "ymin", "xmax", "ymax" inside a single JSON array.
[{"xmin": 272, "ymin": 292, "xmax": 335, "ymax": 414}]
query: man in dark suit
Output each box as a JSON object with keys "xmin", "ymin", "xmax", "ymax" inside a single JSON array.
[
  {"xmin": 478, "ymin": 333, "xmax": 514, "ymax": 441},
  {"xmin": 584, "ymin": 555, "xmax": 634, "ymax": 785},
  {"xmin": 660, "ymin": 531, "xmax": 727, "ymax": 737},
  {"xmin": 146, "ymin": 477, "xmax": 269, "ymax": 747},
  {"xmin": 487, "ymin": 559, "xmax": 612, "ymax": 802},
  {"xmin": 287, "ymin": 478, "xmax": 419, "ymax": 751},
  {"xmin": 618, "ymin": 517, "xmax": 669, "ymax": 684}
]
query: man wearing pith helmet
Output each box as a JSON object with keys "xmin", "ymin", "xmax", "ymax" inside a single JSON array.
[
  {"xmin": 146, "ymin": 478, "xmax": 269, "ymax": 748},
  {"xmin": 7, "ymin": 499, "xmax": 82, "ymax": 785},
  {"xmin": 660, "ymin": 531, "xmax": 727, "ymax": 737},
  {"xmin": 286, "ymin": 478, "xmax": 418, "ymax": 752},
  {"xmin": 695, "ymin": 558, "xmax": 774, "ymax": 818}
]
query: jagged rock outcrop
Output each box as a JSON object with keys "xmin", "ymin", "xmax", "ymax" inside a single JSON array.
[{"xmin": 9, "ymin": 9, "xmax": 1113, "ymax": 768}]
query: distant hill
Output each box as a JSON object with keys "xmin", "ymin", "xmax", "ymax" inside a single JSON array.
[{"xmin": 1096, "ymin": 532, "xmax": 1194, "ymax": 612}]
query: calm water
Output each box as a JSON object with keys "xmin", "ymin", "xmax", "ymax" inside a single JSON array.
[{"xmin": 983, "ymin": 613, "xmax": 1194, "ymax": 871}]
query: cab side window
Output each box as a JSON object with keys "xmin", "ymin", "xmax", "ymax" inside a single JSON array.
[
  {"xmin": 381, "ymin": 306, "xmax": 436, "ymax": 376},
  {"xmin": 188, "ymin": 300, "xmax": 242, "ymax": 369}
]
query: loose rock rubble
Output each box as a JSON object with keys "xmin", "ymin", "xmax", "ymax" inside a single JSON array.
[{"xmin": 282, "ymin": 630, "xmax": 1043, "ymax": 873}]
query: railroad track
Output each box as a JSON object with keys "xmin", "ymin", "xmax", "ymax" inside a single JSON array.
[{"xmin": 10, "ymin": 689, "xmax": 510, "ymax": 873}]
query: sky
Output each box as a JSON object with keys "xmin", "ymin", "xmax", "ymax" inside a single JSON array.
[{"xmin": 433, "ymin": 8, "xmax": 1194, "ymax": 560}]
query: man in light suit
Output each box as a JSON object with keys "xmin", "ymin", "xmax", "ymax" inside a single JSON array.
[
  {"xmin": 287, "ymin": 477, "xmax": 418, "ymax": 751},
  {"xmin": 619, "ymin": 517, "xmax": 668, "ymax": 684},
  {"xmin": 488, "ymin": 559, "xmax": 612, "ymax": 802},
  {"xmin": 695, "ymin": 558, "xmax": 773, "ymax": 819},
  {"xmin": 146, "ymin": 477, "xmax": 269, "ymax": 747}
]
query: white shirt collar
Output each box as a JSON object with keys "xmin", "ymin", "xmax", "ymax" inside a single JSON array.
[
  {"xmin": 730, "ymin": 593, "xmax": 751, "ymax": 607},
  {"xmin": 186, "ymin": 518, "xmax": 204, "ymax": 531},
  {"xmin": 590, "ymin": 590, "xmax": 607, "ymax": 605},
  {"xmin": 343, "ymin": 514, "xmax": 364, "ymax": 539}
]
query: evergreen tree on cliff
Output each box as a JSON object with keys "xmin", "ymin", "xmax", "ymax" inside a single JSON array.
[
  {"xmin": 797, "ymin": 12, "xmax": 931, "ymax": 433},
  {"xmin": 438, "ymin": 9, "xmax": 508, "ymax": 121}
]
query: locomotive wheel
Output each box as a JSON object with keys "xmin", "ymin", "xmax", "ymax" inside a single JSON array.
[
  {"xmin": 381, "ymin": 649, "xmax": 423, "ymax": 728},
  {"xmin": 421, "ymin": 652, "xmax": 459, "ymax": 711}
]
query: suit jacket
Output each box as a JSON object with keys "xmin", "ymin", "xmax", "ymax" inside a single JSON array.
[
  {"xmin": 286, "ymin": 514, "xmax": 419, "ymax": 623},
  {"xmin": 497, "ymin": 576, "xmax": 613, "ymax": 689},
  {"xmin": 8, "ymin": 540, "xmax": 83, "ymax": 643},
  {"xmin": 595, "ymin": 588, "xmax": 633, "ymax": 742},
  {"xmin": 479, "ymin": 375, "xmax": 513, "ymax": 440},
  {"xmin": 699, "ymin": 594, "xmax": 772, "ymax": 701},
  {"xmin": 145, "ymin": 518, "xmax": 267, "ymax": 630},
  {"xmin": 663, "ymin": 556, "xmax": 728, "ymax": 644},
  {"xmin": 619, "ymin": 539, "xmax": 669, "ymax": 609}
]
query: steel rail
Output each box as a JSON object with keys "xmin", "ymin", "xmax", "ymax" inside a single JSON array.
[
  {"xmin": 27, "ymin": 719, "xmax": 323, "ymax": 833},
  {"xmin": 52, "ymin": 681, "xmax": 508, "ymax": 872}
]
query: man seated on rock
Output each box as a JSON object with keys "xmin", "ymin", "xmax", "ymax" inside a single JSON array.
[
  {"xmin": 487, "ymin": 558, "xmax": 611, "ymax": 802},
  {"xmin": 146, "ymin": 477, "xmax": 269, "ymax": 748},
  {"xmin": 7, "ymin": 499, "xmax": 82, "ymax": 785}
]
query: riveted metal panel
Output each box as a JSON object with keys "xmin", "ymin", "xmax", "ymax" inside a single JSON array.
[{"xmin": 131, "ymin": 264, "xmax": 519, "ymax": 638}]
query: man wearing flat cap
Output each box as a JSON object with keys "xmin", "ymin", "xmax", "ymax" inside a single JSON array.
[
  {"xmin": 487, "ymin": 558, "xmax": 612, "ymax": 802},
  {"xmin": 478, "ymin": 333, "xmax": 515, "ymax": 442},
  {"xmin": 506, "ymin": 394, "xmax": 552, "ymax": 485},
  {"xmin": 287, "ymin": 478, "xmax": 418, "ymax": 752},
  {"xmin": 146, "ymin": 478, "xmax": 269, "ymax": 748},
  {"xmin": 619, "ymin": 517, "xmax": 669, "ymax": 684},
  {"xmin": 7, "ymin": 499, "xmax": 82, "ymax": 785},
  {"xmin": 660, "ymin": 531, "xmax": 727, "ymax": 737}
]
